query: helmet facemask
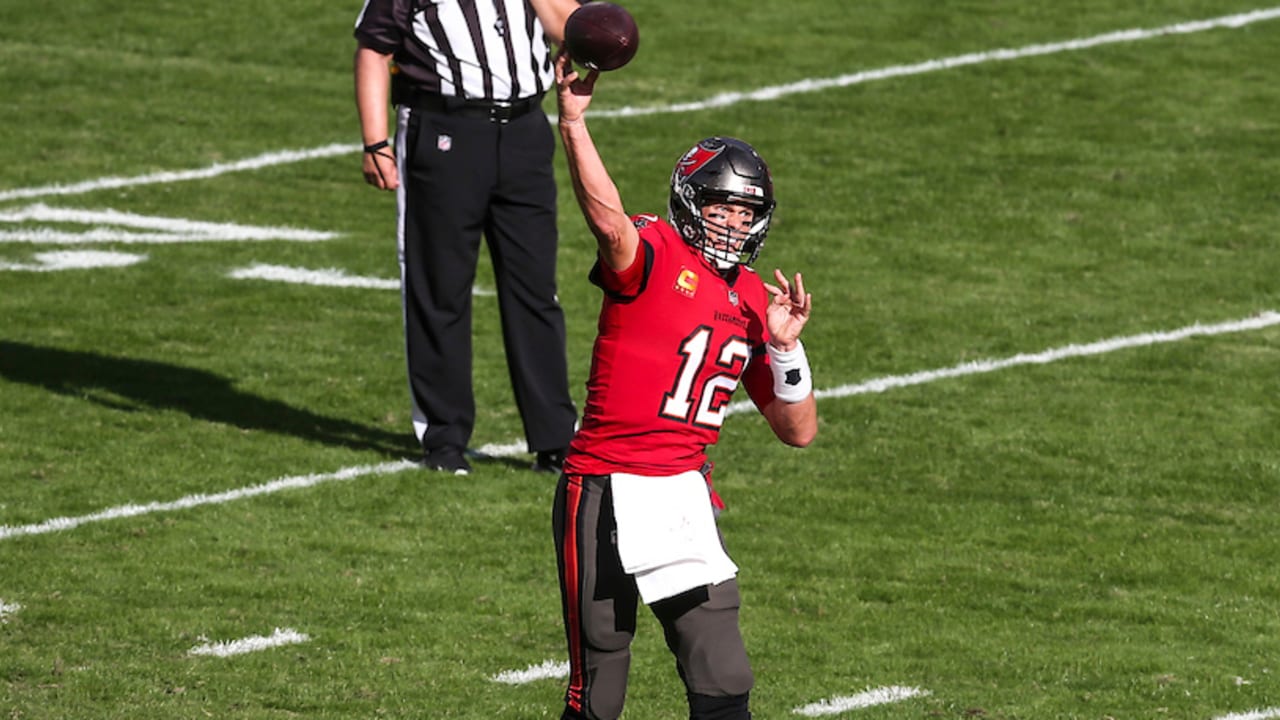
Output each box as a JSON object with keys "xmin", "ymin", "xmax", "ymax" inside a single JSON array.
[{"xmin": 686, "ymin": 193, "xmax": 772, "ymax": 270}]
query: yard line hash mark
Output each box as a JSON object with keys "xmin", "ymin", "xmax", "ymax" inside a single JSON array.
[
  {"xmin": 491, "ymin": 659, "xmax": 570, "ymax": 685},
  {"xmin": 230, "ymin": 263, "xmax": 399, "ymax": 290},
  {"xmin": 188, "ymin": 628, "xmax": 310, "ymax": 657},
  {"xmin": 0, "ymin": 600, "xmax": 22, "ymax": 623},
  {"xmin": 1, "ymin": 8, "xmax": 1275, "ymax": 202},
  {"xmin": 3, "ymin": 312, "xmax": 1275, "ymax": 542},
  {"xmin": 793, "ymin": 686, "xmax": 930, "ymax": 716},
  {"xmin": 0, "ymin": 250, "xmax": 146, "ymax": 272}
]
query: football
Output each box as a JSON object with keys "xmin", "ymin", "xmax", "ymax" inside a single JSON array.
[{"xmin": 563, "ymin": 2, "xmax": 640, "ymax": 72}]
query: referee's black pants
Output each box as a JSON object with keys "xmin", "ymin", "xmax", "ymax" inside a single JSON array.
[{"xmin": 395, "ymin": 104, "xmax": 577, "ymax": 456}]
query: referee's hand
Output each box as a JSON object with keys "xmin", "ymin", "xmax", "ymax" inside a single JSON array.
[{"xmin": 362, "ymin": 142, "xmax": 399, "ymax": 190}]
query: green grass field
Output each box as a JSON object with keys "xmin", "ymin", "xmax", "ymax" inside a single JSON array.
[{"xmin": 3, "ymin": 1, "xmax": 1279, "ymax": 718}]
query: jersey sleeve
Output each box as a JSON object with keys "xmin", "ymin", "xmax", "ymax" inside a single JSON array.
[
  {"xmin": 589, "ymin": 216, "xmax": 661, "ymax": 299},
  {"xmin": 740, "ymin": 275, "xmax": 777, "ymax": 412},
  {"xmin": 353, "ymin": 0, "xmax": 406, "ymax": 53},
  {"xmin": 742, "ymin": 347, "xmax": 777, "ymax": 412}
]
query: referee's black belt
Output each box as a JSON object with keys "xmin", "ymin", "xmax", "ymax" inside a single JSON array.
[{"xmin": 397, "ymin": 90, "xmax": 544, "ymax": 124}]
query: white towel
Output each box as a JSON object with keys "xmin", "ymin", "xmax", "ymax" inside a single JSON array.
[{"xmin": 610, "ymin": 470, "xmax": 738, "ymax": 603}]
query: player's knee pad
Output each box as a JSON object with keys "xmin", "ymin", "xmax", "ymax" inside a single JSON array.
[
  {"xmin": 688, "ymin": 691, "xmax": 751, "ymax": 720},
  {"xmin": 655, "ymin": 582, "xmax": 754, "ymax": 697}
]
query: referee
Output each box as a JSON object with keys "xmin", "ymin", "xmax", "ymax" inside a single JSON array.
[{"xmin": 353, "ymin": 0, "xmax": 582, "ymax": 475}]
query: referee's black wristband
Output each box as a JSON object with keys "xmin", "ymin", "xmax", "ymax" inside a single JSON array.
[{"xmin": 363, "ymin": 140, "xmax": 390, "ymax": 153}]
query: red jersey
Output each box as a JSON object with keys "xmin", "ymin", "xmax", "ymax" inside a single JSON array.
[{"xmin": 564, "ymin": 215, "xmax": 778, "ymax": 476}]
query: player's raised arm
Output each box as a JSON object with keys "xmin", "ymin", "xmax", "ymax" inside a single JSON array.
[{"xmin": 554, "ymin": 50, "xmax": 639, "ymax": 272}]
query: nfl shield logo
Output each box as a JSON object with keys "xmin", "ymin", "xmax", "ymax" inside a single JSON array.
[
  {"xmin": 437, "ymin": 134, "xmax": 453, "ymax": 152},
  {"xmin": 728, "ymin": 290, "xmax": 739, "ymax": 306}
]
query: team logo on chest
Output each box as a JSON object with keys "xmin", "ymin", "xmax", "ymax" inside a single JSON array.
[{"xmin": 674, "ymin": 267, "xmax": 699, "ymax": 298}]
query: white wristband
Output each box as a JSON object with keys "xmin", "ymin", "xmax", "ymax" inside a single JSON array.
[{"xmin": 766, "ymin": 339, "xmax": 812, "ymax": 403}]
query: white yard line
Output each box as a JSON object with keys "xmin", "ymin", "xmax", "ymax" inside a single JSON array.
[
  {"xmin": 0, "ymin": 145, "xmax": 354, "ymax": 203},
  {"xmin": 1, "ymin": 9, "xmax": 1276, "ymax": 203},
  {"xmin": 2, "ymin": 311, "xmax": 1276, "ymax": 543},
  {"xmin": 590, "ymin": 7, "xmax": 1280, "ymax": 120},
  {"xmin": 0, "ymin": 460, "xmax": 414, "ymax": 541},
  {"xmin": 725, "ymin": 311, "xmax": 1280, "ymax": 416},
  {"xmin": 188, "ymin": 628, "xmax": 310, "ymax": 657},
  {"xmin": 793, "ymin": 686, "xmax": 930, "ymax": 716}
]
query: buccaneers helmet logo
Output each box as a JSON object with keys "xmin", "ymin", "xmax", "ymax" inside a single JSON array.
[{"xmin": 674, "ymin": 141, "xmax": 726, "ymax": 182}]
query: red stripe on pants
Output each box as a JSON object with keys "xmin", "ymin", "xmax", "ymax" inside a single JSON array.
[{"xmin": 562, "ymin": 477, "xmax": 585, "ymax": 713}]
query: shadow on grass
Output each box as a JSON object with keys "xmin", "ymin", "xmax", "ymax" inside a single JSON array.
[{"xmin": 0, "ymin": 340, "xmax": 415, "ymax": 459}]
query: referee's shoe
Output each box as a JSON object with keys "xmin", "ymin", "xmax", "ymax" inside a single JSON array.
[{"xmin": 424, "ymin": 446, "xmax": 471, "ymax": 475}]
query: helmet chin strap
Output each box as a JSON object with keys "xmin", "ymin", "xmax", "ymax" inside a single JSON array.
[{"xmin": 708, "ymin": 253, "xmax": 735, "ymax": 270}]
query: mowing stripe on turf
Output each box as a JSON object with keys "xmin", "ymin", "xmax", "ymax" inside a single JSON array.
[
  {"xmin": 2, "ymin": 312, "xmax": 1275, "ymax": 542},
  {"xmin": 1, "ymin": 8, "xmax": 1276, "ymax": 202}
]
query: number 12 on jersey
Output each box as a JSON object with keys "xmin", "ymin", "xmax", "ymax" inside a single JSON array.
[{"xmin": 660, "ymin": 326, "xmax": 751, "ymax": 430}]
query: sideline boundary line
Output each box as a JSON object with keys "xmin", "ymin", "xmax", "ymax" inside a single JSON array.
[
  {"xmin": 1, "ymin": 8, "xmax": 1277, "ymax": 203},
  {"xmin": 4, "ymin": 311, "xmax": 1276, "ymax": 542}
]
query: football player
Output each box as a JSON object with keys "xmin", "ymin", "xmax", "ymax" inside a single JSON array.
[{"xmin": 550, "ymin": 50, "xmax": 818, "ymax": 720}]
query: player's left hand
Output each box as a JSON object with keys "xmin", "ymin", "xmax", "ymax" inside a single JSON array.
[{"xmin": 763, "ymin": 269, "xmax": 811, "ymax": 352}]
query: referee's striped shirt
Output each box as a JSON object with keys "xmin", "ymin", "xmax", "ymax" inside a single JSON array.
[{"xmin": 355, "ymin": 0, "xmax": 557, "ymax": 102}]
